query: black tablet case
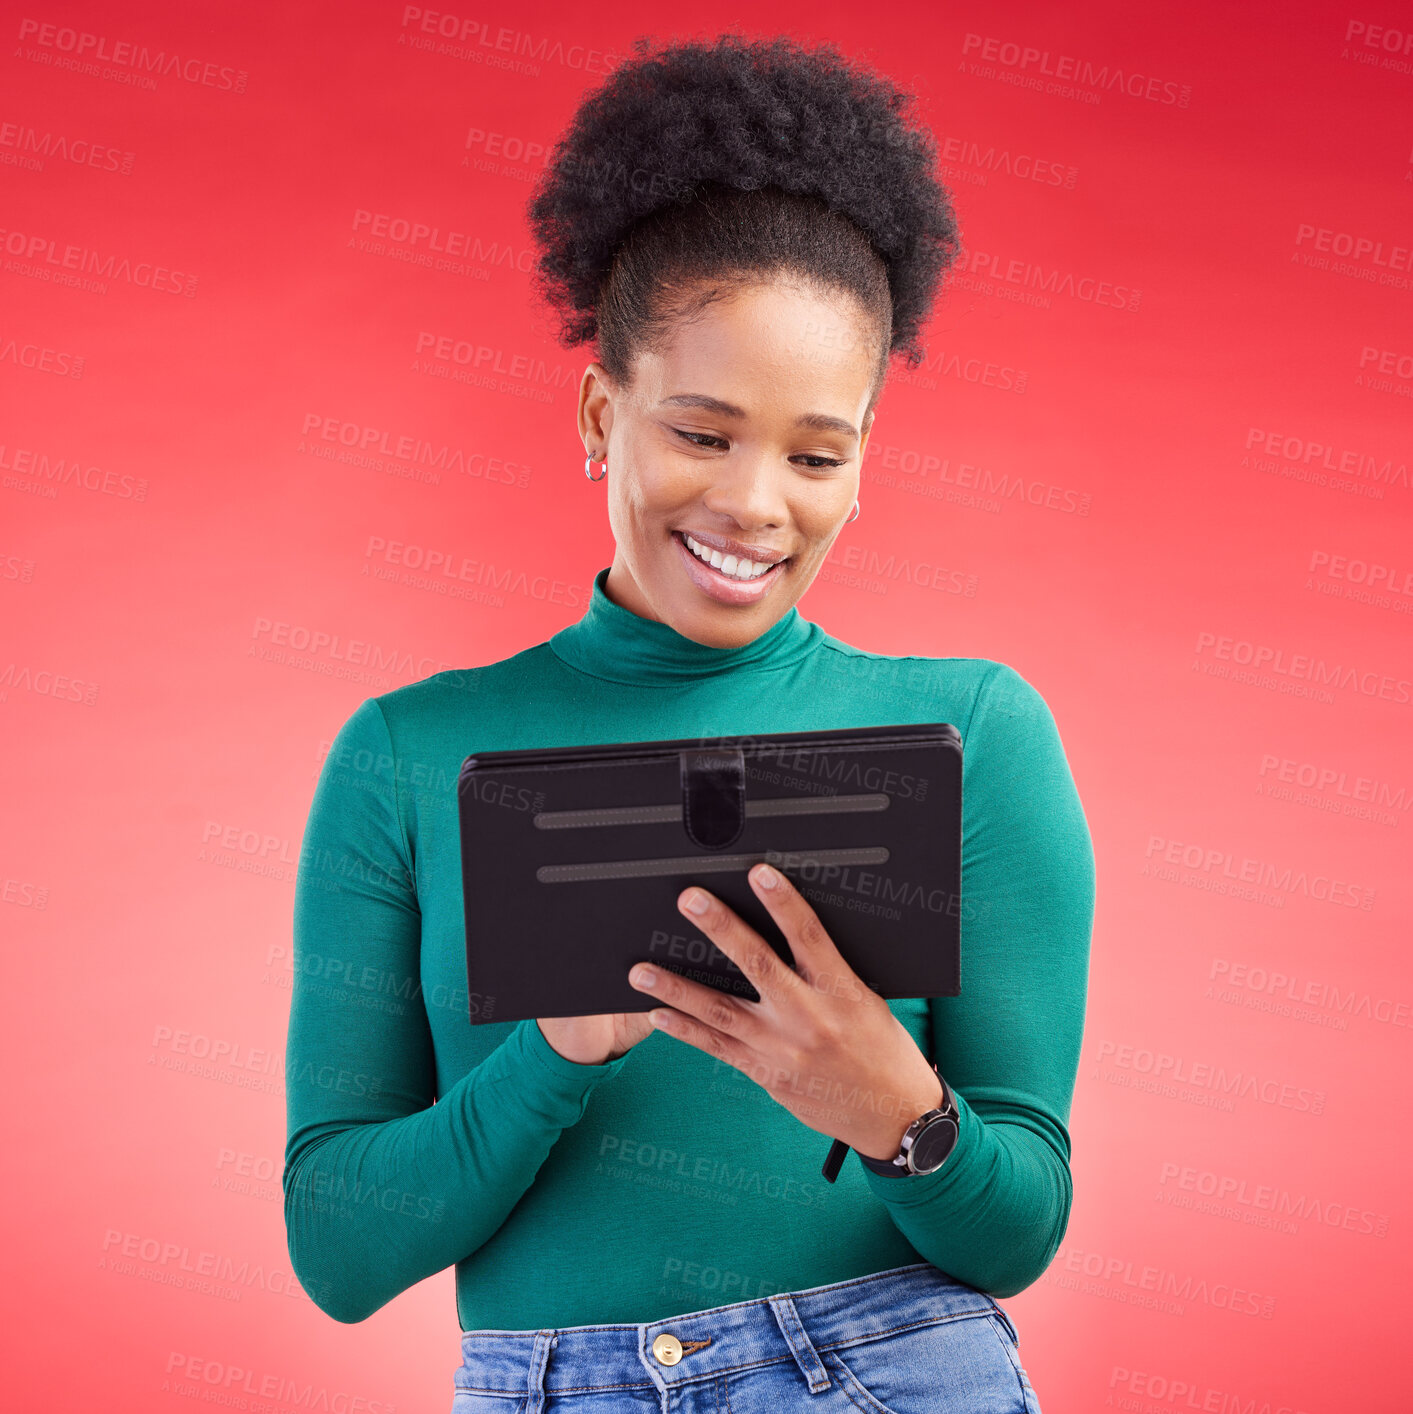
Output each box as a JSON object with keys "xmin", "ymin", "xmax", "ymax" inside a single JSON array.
[{"xmin": 458, "ymin": 723, "xmax": 961, "ymax": 1027}]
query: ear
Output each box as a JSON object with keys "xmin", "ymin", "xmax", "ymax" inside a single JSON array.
[{"xmin": 578, "ymin": 362, "xmax": 616, "ymax": 453}]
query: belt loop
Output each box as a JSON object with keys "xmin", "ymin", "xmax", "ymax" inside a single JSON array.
[
  {"xmin": 768, "ymin": 1295, "xmax": 830, "ymax": 1394},
  {"xmin": 524, "ymin": 1330, "xmax": 556, "ymax": 1414}
]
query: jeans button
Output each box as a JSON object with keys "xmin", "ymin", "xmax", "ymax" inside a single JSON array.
[{"xmin": 651, "ymin": 1333, "xmax": 683, "ymax": 1365}]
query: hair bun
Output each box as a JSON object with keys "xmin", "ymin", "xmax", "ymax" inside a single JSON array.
[{"xmin": 528, "ymin": 32, "xmax": 959, "ymax": 369}]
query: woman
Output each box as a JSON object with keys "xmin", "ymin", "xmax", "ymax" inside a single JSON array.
[{"xmin": 284, "ymin": 32, "xmax": 1093, "ymax": 1414}]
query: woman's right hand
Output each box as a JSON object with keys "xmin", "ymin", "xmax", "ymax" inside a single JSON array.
[{"xmin": 536, "ymin": 1010, "xmax": 657, "ymax": 1066}]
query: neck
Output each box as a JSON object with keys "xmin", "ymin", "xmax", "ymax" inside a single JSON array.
[{"xmin": 550, "ymin": 567, "xmax": 823, "ymax": 686}]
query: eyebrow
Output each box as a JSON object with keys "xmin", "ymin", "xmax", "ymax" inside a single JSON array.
[{"xmin": 659, "ymin": 393, "xmax": 859, "ymax": 440}]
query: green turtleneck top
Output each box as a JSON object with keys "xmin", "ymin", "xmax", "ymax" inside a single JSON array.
[{"xmin": 283, "ymin": 566, "xmax": 1095, "ymax": 1328}]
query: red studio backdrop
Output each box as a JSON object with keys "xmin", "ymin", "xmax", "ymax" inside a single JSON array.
[{"xmin": 4, "ymin": 1, "xmax": 1410, "ymax": 1409}]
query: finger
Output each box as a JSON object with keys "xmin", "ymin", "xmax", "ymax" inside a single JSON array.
[
  {"xmin": 628, "ymin": 958, "xmax": 765, "ymax": 1049},
  {"xmin": 641, "ymin": 1000, "xmax": 755, "ymax": 1073},
  {"xmin": 747, "ymin": 863, "xmax": 867, "ymax": 1003},
  {"xmin": 678, "ymin": 884, "xmax": 801, "ymax": 1004}
]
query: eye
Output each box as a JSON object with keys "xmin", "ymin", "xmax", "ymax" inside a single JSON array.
[
  {"xmin": 673, "ymin": 428, "xmax": 727, "ymax": 450},
  {"xmin": 673, "ymin": 428, "xmax": 846, "ymax": 469}
]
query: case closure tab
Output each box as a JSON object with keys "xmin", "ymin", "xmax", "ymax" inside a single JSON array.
[{"xmin": 679, "ymin": 748, "xmax": 746, "ymax": 850}]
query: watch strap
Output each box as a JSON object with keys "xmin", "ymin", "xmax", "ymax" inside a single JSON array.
[{"xmin": 858, "ymin": 1147, "xmax": 911, "ymax": 1177}]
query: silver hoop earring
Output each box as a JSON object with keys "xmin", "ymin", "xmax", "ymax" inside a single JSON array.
[
  {"xmin": 584, "ymin": 454, "xmax": 607, "ymax": 482},
  {"xmin": 846, "ymin": 500, "xmax": 860, "ymax": 523}
]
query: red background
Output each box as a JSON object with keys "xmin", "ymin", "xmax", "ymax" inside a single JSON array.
[{"xmin": 4, "ymin": 1, "xmax": 1410, "ymax": 1409}]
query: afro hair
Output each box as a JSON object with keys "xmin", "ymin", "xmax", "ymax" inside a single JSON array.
[{"xmin": 526, "ymin": 32, "xmax": 960, "ymax": 388}]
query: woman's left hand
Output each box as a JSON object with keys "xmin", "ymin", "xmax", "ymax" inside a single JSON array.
[{"xmin": 627, "ymin": 861, "xmax": 945, "ymax": 1161}]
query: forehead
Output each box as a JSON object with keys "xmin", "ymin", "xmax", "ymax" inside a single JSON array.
[{"xmin": 638, "ymin": 280, "xmax": 877, "ymax": 418}]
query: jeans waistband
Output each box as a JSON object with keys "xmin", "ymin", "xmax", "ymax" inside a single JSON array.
[{"xmin": 456, "ymin": 1262, "xmax": 1000, "ymax": 1402}]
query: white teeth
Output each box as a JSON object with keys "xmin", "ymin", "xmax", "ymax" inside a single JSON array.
[{"xmin": 683, "ymin": 533, "xmax": 779, "ymax": 581}]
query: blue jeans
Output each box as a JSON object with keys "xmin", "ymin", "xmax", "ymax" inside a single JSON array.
[{"xmin": 451, "ymin": 1261, "xmax": 1042, "ymax": 1413}]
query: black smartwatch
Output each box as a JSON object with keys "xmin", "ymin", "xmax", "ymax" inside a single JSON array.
[{"xmin": 857, "ymin": 1074, "xmax": 961, "ymax": 1178}]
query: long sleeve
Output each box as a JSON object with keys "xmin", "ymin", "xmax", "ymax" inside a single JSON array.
[
  {"xmin": 859, "ymin": 662, "xmax": 1096, "ymax": 1298},
  {"xmin": 282, "ymin": 696, "xmax": 631, "ymax": 1324}
]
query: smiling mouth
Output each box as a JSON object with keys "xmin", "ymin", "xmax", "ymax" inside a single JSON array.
[{"xmin": 671, "ymin": 530, "xmax": 790, "ymax": 583}]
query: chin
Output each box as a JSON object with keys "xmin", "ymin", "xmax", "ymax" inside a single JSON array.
[
  {"xmin": 685, "ymin": 614, "xmax": 767, "ymax": 649},
  {"xmin": 700, "ymin": 592, "xmax": 800, "ymax": 651}
]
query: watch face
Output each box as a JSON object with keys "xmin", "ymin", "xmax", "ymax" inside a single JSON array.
[{"xmin": 908, "ymin": 1117, "xmax": 959, "ymax": 1173}]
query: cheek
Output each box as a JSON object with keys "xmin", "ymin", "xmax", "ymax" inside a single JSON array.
[
  {"xmin": 605, "ymin": 470, "xmax": 653, "ymax": 532},
  {"xmin": 613, "ymin": 454, "xmax": 690, "ymax": 519},
  {"xmin": 795, "ymin": 504, "xmax": 851, "ymax": 551},
  {"xmin": 606, "ymin": 478, "xmax": 682, "ymax": 572}
]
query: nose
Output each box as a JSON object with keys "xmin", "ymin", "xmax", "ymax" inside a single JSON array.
[{"xmin": 698, "ymin": 455, "xmax": 788, "ymax": 531}]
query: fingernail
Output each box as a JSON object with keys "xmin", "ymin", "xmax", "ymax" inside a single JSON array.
[
  {"xmin": 754, "ymin": 863, "xmax": 779, "ymax": 890},
  {"xmin": 683, "ymin": 890, "xmax": 709, "ymax": 915},
  {"xmin": 631, "ymin": 966, "xmax": 656, "ymax": 988}
]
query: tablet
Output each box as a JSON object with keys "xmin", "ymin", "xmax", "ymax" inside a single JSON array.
[{"xmin": 457, "ymin": 723, "xmax": 962, "ymax": 1027}]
